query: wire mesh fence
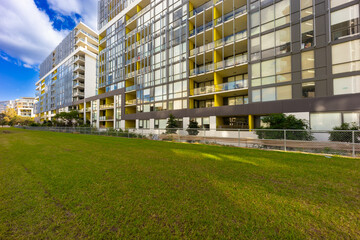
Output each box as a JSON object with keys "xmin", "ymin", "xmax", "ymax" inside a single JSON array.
[{"xmin": 16, "ymin": 126, "xmax": 360, "ymax": 158}]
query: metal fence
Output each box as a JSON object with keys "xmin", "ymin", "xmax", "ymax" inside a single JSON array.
[{"xmin": 16, "ymin": 126, "xmax": 360, "ymax": 158}]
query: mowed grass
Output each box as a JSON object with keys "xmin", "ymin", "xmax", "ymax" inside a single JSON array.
[{"xmin": 0, "ymin": 128, "xmax": 359, "ymax": 239}]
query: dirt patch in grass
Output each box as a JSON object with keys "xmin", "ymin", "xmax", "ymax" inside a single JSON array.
[{"xmin": 1, "ymin": 130, "xmax": 13, "ymax": 134}]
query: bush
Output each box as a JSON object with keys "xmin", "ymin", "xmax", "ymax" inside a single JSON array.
[
  {"xmin": 166, "ymin": 114, "xmax": 179, "ymax": 134},
  {"xmin": 186, "ymin": 120, "xmax": 199, "ymax": 136},
  {"xmin": 329, "ymin": 123, "xmax": 360, "ymax": 143},
  {"xmin": 255, "ymin": 114, "xmax": 313, "ymax": 141}
]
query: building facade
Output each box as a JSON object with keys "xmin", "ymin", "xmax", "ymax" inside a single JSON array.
[
  {"xmin": 13, "ymin": 97, "xmax": 35, "ymax": 117},
  {"xmin": 34, "ymin": 22, "xmax": 99, "ymax": 122},
  {"xmin": 74, "ymin": 0, "xmax": 360, "ymax": 130},
  {"xmin": 0, "ymin": 101, "xmax": 10, "ymax": 113}
]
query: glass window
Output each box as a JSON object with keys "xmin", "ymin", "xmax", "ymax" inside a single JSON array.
[
  {"xmin": 332, "ymin": 39, "xmax": 360, "ymax": 74},
  {"xmin": 301, "ymin": 19, "xmax": 314, "ymax": 49},
  {"xmin": 302, "ymin": 82, "xmax": 315, "ymax": 98},
  {"xmin": 262, "ymin": 87, "xmax": 276, "ymax": 101},
  {"xmin": 252, "ymin": 89, "xmax": 261, "ymax": 102},
  {"xmin": 333, "ymin": 76, "xmax": 360, "ymax": 95},
  {"xmin": 261, "ymin": 32, "xmax": 275, "ymax": 50},
  {"xmin": 301, "ymin": 0, "xmax": 313, "ymax": 18},
  {"xmin": 343, "ymin": 113, "xmax": 360, "ymax": 125},
  {"xmin": 277, "ymin": 85, "xmax": 292, "ymax": 100},
  {"xmin": 331, "ymin": 4, "xmax": 359, "ymax": 41},
  {"xmin": 302, "ymin": 51, "xmax": 315, "ymax": 79},
  {"xmin": 310, "ymin": 113, "xmax": 342, "ymax": 130},
  {"xmin": 331, "ymin": 0, "xmax": 353, "ymax": 8}
]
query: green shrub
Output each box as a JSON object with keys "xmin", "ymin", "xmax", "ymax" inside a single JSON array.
[
  {"xmin": 256, "ymin": 114, "xmax": 313, "ymax": 141},
  {"xmin": 329, "ymin": 123, "xmax": 359, "ymax": 143}
]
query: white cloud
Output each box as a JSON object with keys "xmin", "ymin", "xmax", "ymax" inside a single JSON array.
[
  {"xmin": 47, "ymin": 0, "xmax": 98, "ymax": 31},
  {"xmin": 0, "ymin": 0, "xmax": 68, "ymax": 66}
]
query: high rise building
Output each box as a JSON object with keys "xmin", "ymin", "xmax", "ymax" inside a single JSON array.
[
  {"xmin": 34, "ymin": 22, "xmax": 99, "ymax": 121},
  {"xmin": 74, "ymin": 0, "xmax": 360, "ymax": 130}
]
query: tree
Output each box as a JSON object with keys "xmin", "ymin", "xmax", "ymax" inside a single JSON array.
[
  {"xmin": 329, "ymin": 123, "xmax": 360, "ymax": 143},
  {"xmin": 0, "ymin": 113, "xmax": 7, "ymax": 127},
  {"xmin": 186, "ymin": 120, "xmax": 199, "ymax": 136},
  {"xmin": 3, "ymin": 108, "xmax": 17, "ymax": 125},
  {"xmin": 166, "ymin": 114, "xmax": 179, "ymax": 134},
  {"xmin": 53, "ymin": 111, "xmax": 80, "ymax": 126},
  {"xmin": 256, "ymin": 114, "xmax": 313, "ymax": 140}
]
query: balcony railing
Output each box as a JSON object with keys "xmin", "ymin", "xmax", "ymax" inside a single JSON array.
[
  {"xmin": 214, "ymin": 5, "xmax": 247, "ymax": 26},
  {"xmin": 126, "ymin": 85, "xmax": 137, "ymax": 92},
  {"xmin": 73, "ymin": 91, "xmax": 84, "ymax": 97},
  {"xmin": 191, "ymin": 80, "xmax": 248, "ymax": 96},
  {"xmin": 215, "ymin": 53, "xmax": 248, "ymax": 69},
  {"xmin": 189, "ymin": 0, "xmax": 213, "ymax": 17},
  {"xmin": 74, "ymin": 56, "xmax": 85, "ymax": 62},
  {"xmin": 100, "ymin": 103, "xmax": 114, "ymax": 110},
  {"xmin": 193, "ymin": 85, "xmax": 215, "ymax": 95},
  {"xmin": 190, "ymin": 30, "xmax": 247, "ymax": 56},
  {"xmin": 126, "ymin": 5, "xmax": 151, "ymax": 25},
  {"xmin": 99, "ymin": 116, "xmax": 114, "ymax": 121},
  {"xmin": 215, "ymin": 79, "xmax": 248, "ymax": 92},
  {"xmin": 86, "ymin": 107, "xmax": 91, "ymax": 112},
  {"xmin": 74, "ymin": 65, "xmax": 85, "ymax": 71},
  {"xmin": 73, "ymin": 73, "xmax": 85, "ymax": 80},
  {"xmin": 125, "ymin": 99, "xmax": 137, "ymax": 105},
  {"xmin": 189, "ymin": 21, "xmax": 213, "ymax": 37},
  {"xmin": 77, "ymin": 29, "xmax": 98, "ymax": 42},
  {"xmin": 73, "ymin": 82, "xmax": 85, "ymax": 88},
  {"xmin": 190, "ymin": 63, "xmax": 214, "ymax": 76}
]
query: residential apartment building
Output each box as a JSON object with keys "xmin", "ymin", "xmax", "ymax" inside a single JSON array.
[
  {"xmin": 34, "ymin": 22, "xmax": 98, "ymax": 121},
  {"xmin": 73, "ymin": 0, "xmax": 360, "ymax": 130},
  {"xmin": 13, "ymin": 97, "xmax": 35, "ymax": 117}
]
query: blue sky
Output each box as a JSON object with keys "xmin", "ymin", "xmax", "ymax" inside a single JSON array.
[{"xmin": 0, "ymin": 0, "xmax": 97, "ymax": 101}]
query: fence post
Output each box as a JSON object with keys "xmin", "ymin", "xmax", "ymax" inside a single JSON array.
[
  {"xmin": 352, "ymin": 130, "xmax": 355, "ymax": 157},
  {"xmin": 284, "ymin": 129, "xmax": 287, "ymax": 152},
  {"xmin": 238, "ymin": 129, "xmax": 240, "ymax": 147},
  {"xmin": 203, "ymin": 127, "xmax": 206, "ymax": 143}
]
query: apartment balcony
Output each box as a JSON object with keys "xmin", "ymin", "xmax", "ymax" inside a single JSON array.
[
  {"xmin": 125, "ymin": 4, "xmax": 151, "ymax": 26},
  {"xmin": 190, "ymin": 30, "xmax": 247, "ymax": 57},
  {"xmin": 99, "ymin": 116, "xmax": 114, "ymax": 121},
  {"xmin": 125, "ymin": 99, "xmax": 137, "ymax": 105},
  {"xmin": 125, "ymin": 85, "xmax": 137, "ymax": 92},
  {"xmin": 86, "ymin": 107, "xmax": 91, "ymax": 112},
  {"xmin": 189, "ymin": 21, "xmax": 213, "ymax": 37},
  {"xmin": 73, "ymin": 90, "xmax": 84, "ymax": 97},
  {"xmin": 191, "ymin": 79, "xmax": 248, "ymax": 97},
  {"xmin": 190, "ymin": 62, "xmax": 214, "ymax": 76},
  {"xmin": 73, "ymin": 82, "xmax": 85, "ymax": 89},
  {"xmin": 99, "ymin": 103, "xmax": 114, "ymax": 110},
  {"xmin": 74, "ymin": 55, "xmax": 85, "ymax": 64},
  {"xmin": 215, "ymin": 53, "xmax": 248, "ymax": 70},
  {"xmin": 73, "ymin": 73, "xmax": 85, "ymax": 80},
  {"xmin": 189, "ymin": 0, "xmax": 214, "ymax": 18},
  {"xmin": 76, "ymin": 29, "xmax": 98, "ymax": 45},
  {"xmin": 125, "ymin": 71, "xmax": 136, "ymax": 79},
  {"xmin": 73, "ymin": 65, "xmax": 85, "ymax": 72}
]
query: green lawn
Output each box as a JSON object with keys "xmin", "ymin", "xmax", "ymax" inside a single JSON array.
[{"xmin": 0, "ymin": 128, "xmax": 359, "ymax": 239}]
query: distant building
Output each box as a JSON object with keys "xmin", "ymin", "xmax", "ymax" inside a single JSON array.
[
  {"xmin": 0, "ymin": 101, "xmax": 10, "ymax": 113},
  {"xmin": 13, "ymin": 97, "xmax": 35, "ymax": 117},
  {"xmin": 34, "ymin": 22, "xmax": 98, "ymax": 121}
]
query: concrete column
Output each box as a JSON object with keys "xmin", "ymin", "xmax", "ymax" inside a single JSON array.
[
  {"xmin": 150, "ymin": 119, "xmax": 155, "ymax": 130},
  {"xmin": 120, "ymin": 120, "xmax": 125, "ymax": 130},
  {"xmin": 96, "ymin": 99, "xmax": 100, "ymax": 129},
  {"xmin": 210, "ymin": 116, "xmax": 217, "ymax": 131},
  {"xmin": 183, "ymin": 117, "xmax": 190, "ymax": 130},
  {"xmin": 135, "ymin": 119, "xmax": 139, "ymax": 129}
]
